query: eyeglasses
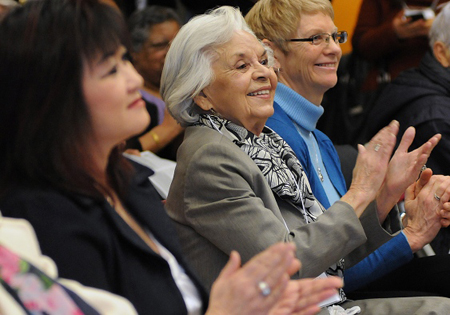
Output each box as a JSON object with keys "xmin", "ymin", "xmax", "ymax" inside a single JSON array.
[{"xmin": 287, "ymin": 31, "xmax": 348, "ymax": 46}]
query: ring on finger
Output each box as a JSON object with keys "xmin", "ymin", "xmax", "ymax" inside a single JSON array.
[
  {"xmin": 417, "ymin": 165, "xmax": 426, "ymax": 180},
  {"xmin": 257, "ymin": 281, "xmax": 271, "ymax": 297},
  {"xmin": 374, "ymin": 144, "xmax": 381, "ymax": 152},
  {"xmin": 435, "ymin": 193, "xmax": 441, "ymax": 202}
]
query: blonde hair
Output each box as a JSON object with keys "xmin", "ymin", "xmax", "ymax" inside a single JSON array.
[{"xmin": 245, "ymin": 0, "xmax": 334, "ymax": 53}]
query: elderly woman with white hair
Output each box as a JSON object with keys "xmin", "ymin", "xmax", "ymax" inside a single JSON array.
[{"xmin": 163, "ymin": 5, "xmax": 450, "ymax": 314}]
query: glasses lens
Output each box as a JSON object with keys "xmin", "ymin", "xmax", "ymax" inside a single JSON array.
[
  {"xmin": 336, "ymin": 31, "xmax": 348, "ymax": 44},
  {"xmin": 312, "ymin": 34, "xmax": 325, "ymax": 45}
]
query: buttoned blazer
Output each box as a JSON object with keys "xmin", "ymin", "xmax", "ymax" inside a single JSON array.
[{"xmin": 166, "ymin": 125, "xmax": 399, "ymax": 290}]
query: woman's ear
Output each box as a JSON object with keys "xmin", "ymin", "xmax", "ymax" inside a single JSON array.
[
  {"xmin": 193, "ymin": 91, "xmax": 213, "ymax": 111},
  {"xmin": 433, "ymin": 41, "xmax": 450, "ymax": 68},
  {"xmin": 262, "ymin": 39, "xmax": 281, "ymax": 70},
  {"xmin": 262, "ymin": 38, "xmax": 273, "ymax": 48}
]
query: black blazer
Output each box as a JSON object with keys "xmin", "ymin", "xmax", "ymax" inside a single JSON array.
[{"xmin": 0, "ymin": 162, "xmax": 209, "ymax": 315}]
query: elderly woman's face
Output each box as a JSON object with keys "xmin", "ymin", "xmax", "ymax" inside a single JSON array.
[
  {"xmin": 277, "ymin": 12, "xmax": 342, "ymax": 104},
  {"xmin": 196, "ymin": 31, "xmax": 277, "ymax": 135}
]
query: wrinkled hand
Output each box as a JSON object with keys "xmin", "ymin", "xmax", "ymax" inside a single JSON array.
[
  {"xmin": 376, "ymin": 127, "xmax": 440, "ymax": 222},
  {"xmin": 393, "ymin": 10, "xmax": 433, "ymax": 39},
  {"xmin": 410, "ymin": 167, "xmax": 433, "ymax": 199},
  {"xmin": 206, "ymin": 243, "xmax": 299, "ymax": 315},
  {"xmin": 341, "ymin": 120, "xmax": 398, "ymax": 217},
  {"xmin": 269, "ymin": 277, "xmax": 343, "ymax": 315},
  {"xmin": 403, "ymin": 172, "xmax": 450, "ymax": 252}
]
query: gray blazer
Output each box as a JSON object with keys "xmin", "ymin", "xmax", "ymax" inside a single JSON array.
[{"xmin": 166, "ymin": 125, "xmax": 399, "ymax": 290}]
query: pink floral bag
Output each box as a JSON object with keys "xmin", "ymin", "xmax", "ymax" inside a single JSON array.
[{"xmin": 0, "ymin": 244, "xmax": 98, "ymax": 315}]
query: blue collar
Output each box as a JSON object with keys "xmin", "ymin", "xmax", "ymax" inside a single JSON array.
[{"xmin": 274, "ymin": 83, "xmax": 324, "ymax": 132}]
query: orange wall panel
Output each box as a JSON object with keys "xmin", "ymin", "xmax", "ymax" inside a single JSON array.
[{"xmin": 332, "ymin": 0, "xmax": 363, "ymax": 54}]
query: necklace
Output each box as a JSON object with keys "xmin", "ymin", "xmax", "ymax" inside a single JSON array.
[
  {"xmin": 309, "ymin": 133, "xmax": 324, "ymax": 182},
  {"xmin": 317, "ymin": 166, "xmax": 324, "ymax": 182},
  {"xmin": 292, "ymin": 121, "xmax": 324, "ymax": 183},
  {"xmin": 292, "ymin": 121, "xmax": 324, "ymax": 182}
]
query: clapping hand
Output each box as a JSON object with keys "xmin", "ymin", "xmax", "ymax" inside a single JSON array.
[
  {"xmin": 206, "ymin": 242, "xmax": 342, "ymax": 315},
  {"xmin": 403, "ymin": 170, "xmax": 450, "ymax": 252},
  {"xmin": 376, "ymin": 127, "xmax": 440, "ymax": 222}
]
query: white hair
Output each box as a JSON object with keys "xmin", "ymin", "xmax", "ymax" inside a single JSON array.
[
  {"xmin": 429, "ymin": 3, "xmax": 450, "ymax": 49},
  {"xmin": 160, "ymin": 6, "xmax": 273, "ymax": 126}
]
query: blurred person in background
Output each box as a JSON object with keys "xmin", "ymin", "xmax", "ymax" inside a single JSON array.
[
  {"xmin": 126, "ymin": 6, "xmax": 184, "ymax": 160},
  {"xmin": 366, "ymin": 3, "xmax": 450, "ymax": 256},
  {"xmin": 352, "ymin": 0, "xmax": 446, "ymax": 93}
]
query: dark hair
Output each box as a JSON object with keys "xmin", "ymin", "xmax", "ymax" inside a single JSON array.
[
  {"xmin": 128, "ymin": 5, "xmax": 181, "ymax": 53},
  {"xmin": 0, "ymin": 0, "xmax": 133, "ymax": 199}
]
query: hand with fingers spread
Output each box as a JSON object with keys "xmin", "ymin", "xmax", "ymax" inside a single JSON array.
[
  {"xmin": 403, "ymin": 172, "xmax": 450, "ymax": 252},
  {"xmin": 206, "ymin": 242, "xmax": 342, "ymax": 315},
  {"xmin": 206, "ymin": 242, "xmax": 299, "ymax": 315},
  {"xmin": 340, "ymin": 120, "xmax": 398, "ymax": 218},
  {"xmin": 376, "ymin": 127, "xmax": 441, "ymax": 222}
]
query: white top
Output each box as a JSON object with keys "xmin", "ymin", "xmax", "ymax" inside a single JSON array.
[{"xmin": 148, "ymin": 231, "xmax": 203, "ymax": 315}]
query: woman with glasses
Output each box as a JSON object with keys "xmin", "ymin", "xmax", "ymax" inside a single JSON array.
[
  {"xmin": 163, "ymin": 4, "xmax": 450, "ymax": 314},
  {"xmin": 246, "ymin": 0, "xmax": 450, "ymax": 299}
]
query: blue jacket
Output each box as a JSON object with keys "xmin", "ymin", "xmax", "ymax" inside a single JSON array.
[{"xmin": 267, "ymin": 102, "xmax": 346, "ymax": 209}]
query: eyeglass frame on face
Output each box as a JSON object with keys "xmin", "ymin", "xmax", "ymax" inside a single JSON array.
[{"xmin": 286, "ymin": 31, "xmax": 348, "ymax": 46}]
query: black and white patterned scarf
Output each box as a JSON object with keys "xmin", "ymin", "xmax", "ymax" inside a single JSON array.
[{"xmin": 195, "ymin": 114, "xmax": 346, "ymax": 303}]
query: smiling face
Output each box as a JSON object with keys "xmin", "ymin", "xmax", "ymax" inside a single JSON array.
[
  {"xmin": 194, "ymin": 31, "xmax": 277, "ymax": 135},
  {"xmin": 83, "ymin": 46, "xmax": 149, "ymax": 151},
  {"xmin": 275, "ymin": 12, "xmax": 342, "ymax": 105}
]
